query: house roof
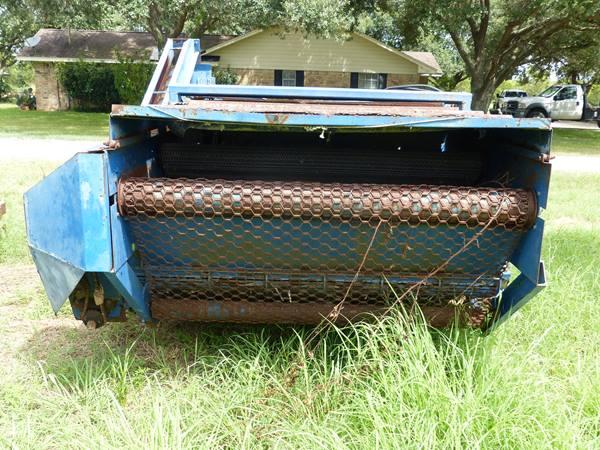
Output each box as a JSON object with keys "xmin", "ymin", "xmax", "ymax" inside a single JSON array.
[
  {"xmin": 203, "ymin": 29, "xmax": 442, "ymax": 75},
  {"xmin": 17, "ymin": 28, "xmax": 442, "ymax": 75},
  {"xmin": 403, "ymin": 51, "xmax": 442, "ymax": 74},
  {"xmin": 17, "ymin": 28, "xmax": 235, "ymax": 63}
]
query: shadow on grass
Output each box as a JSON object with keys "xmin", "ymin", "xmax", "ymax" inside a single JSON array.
[{"xmin": 21, "ymin": 317, "xmax": 311, "ymax": 393}]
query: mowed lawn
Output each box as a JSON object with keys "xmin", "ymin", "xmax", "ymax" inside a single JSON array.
[
  {"xmin": 0, "ymin": 130, "xmax": 599, "ymax": 447},
  {"xmin": 0, "ymin": 103, "xmax": 108, "ymax": 139},
  {"xmin": 552, "ymin": 128, "xmax": 600, "ymax": 155}
]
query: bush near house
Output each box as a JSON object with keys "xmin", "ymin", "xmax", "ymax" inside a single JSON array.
[
  {"xmin": 112, "ymin": 55, "xmax": 155, "ymax": 104},
  {"xmin": 214, "ymin": 66, "xmax": 240, "ymax": 85},
  {"xmin": 0, "ymin": 63, "xmax": 34, "ymax": 102},
  {"xmin": 57, "ymin": 62, "xmax": 119, "ymax": 111},
  {"xmin": 57, "ymin": 59, "xmax": 154, "ymax": 112}
]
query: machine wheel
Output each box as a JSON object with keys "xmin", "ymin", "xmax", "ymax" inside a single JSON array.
[
  {"xmin": 526, "ymin": 109, "xmax": 548, "ymax": 119},
  {"xmin": 83, "ymin": 309, "xmax": 105, "ymax": 329}
]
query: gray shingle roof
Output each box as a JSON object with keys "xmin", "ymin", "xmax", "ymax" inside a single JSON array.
[
  {"xmin": 17, "ymin": 28, "xmax": 235, "ymax": 62},
  {"xmin": 402, "ymin": 51, "xmax": 442, "ymax": 74}
]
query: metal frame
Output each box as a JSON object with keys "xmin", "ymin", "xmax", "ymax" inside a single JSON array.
[
  {"xmin": 141, "ymin": 38, "xmax": 472, "ymax": 109},
  {"xmin": 25, "ymin": 38, "xmax": 552, "ymax": 328}
]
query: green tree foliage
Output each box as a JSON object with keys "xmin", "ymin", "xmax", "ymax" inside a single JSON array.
[
  {"xmin": 119, "ymin": 0, "xmax": 371, "ymax": 47},
  {"xmin": 57, "ymin": 62, "xmax": 119, "ymax": 111},
  {"xmin": 112, "ymin": 55, "xmax": 154, "ymax": 104},
  {"xmin": 532, "ymin": 32, "xmax": 600, "ymax": 94},
  {"xmin": 358, "ymin": 11, "xmax": 467, "ymax": 91},
  {"xmin": 58, "ymin": 59, "xmax": 157, "ymax": 110},
  {"xmin": 214, "ymin": 66, "xmax": 240, "ymax": 85},
  {"xmin": 376, "ymin": 0, "xmax": 600, "ymax": 110},
  {"xmin": 0, "ymin": 1, "xmax": 35, "ymax": 71},
  {"xmin": 0, "ymin": 0, "xmax": 128, "ymax": 74},
  {"xmin": 0, "ymin": 61, "xmax": 33, "ymax": 101}
]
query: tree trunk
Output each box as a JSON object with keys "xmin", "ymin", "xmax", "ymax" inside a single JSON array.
[{"xmin": 470, "ymin": 73, "xmax": 497, "ymax": 112}]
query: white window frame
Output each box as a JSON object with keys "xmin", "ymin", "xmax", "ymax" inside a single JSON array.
[
  {"xmin": 282, "ymin": 70, "xmax": 296, "ymax": 87},
  {"xmin": 358, "ymin": 73, "xmax": 379, "ymax": 89}
]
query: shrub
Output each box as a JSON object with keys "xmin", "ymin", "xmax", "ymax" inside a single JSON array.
[
  {"xmin": 15, "ymin": 89, "xmax": 36, "ymax": 110},
  {"xmin": 214, "ymin": 66, "xmax": 240, "ymax": 85},
  {"xmin": 112, "ymin": 55, "xmax": 155, "ymax": 104},
  {"xmin": 57, "ymin": 61, "xmax": 119, "ymax": 111},
  {"xmin": 0, "ymin": 63, "xmax": 33, "ymax": 102}
]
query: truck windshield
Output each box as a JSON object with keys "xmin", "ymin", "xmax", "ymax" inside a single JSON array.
[{"xmin": 538, "ymin": 86, "xmax": 562, "ymax": 97}]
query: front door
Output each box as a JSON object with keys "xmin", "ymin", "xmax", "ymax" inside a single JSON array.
[{"xmin": 551, "ymin": 86, "xmax": 583, "ymax": 120}]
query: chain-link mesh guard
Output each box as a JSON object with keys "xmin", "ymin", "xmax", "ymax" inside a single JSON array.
[{"xmin": 118, "ymin": 177, "xmax": 536, "ymax": 327}]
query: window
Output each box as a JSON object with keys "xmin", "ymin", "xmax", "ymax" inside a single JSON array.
[
  {"xmin": 556, "ymin": 86, "xmax": 577, "ymax": 100},
  {"xmin": 538, "ymin": 86, "xmax": 562, "ymax": 97},
  {"xmin": 358, "ymin": 73, "xmax": 379, "ymax": 89},
  {"xmin": 282, "ymin": 70, "xmax": 296, "ymax": 86},
  {"xmin": 274, "ymin": 70, "xmax": 304, "ymax": 87},
  {"xmin": 350, "ymin": 72, "xmax": 387, "ymax": 89}
]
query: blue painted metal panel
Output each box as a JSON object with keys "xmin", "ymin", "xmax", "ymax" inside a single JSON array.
[
  {"xmin": 113, "ymin": 104, "xmax": 551, "ymax": 130},
  {"xmin": 24, "ymin": 153, "xmax": 112, "ymax": 311},
  {"xmin": 104, "ymin": 140, "xmax": 157, "ymax": 272},
  {"xmin": 510, "ymin": 218, "xmax": 545, "ymax": 285},
  {"xmin": 167, "ymin": 84, "xmax": 473, "ymax": 108},
  {"xmin": 495, "ymin": 261, "xmax": 547, "ymax": 327},
  {"xmin": 104, "ymin": 262, "xmax": 151, "ymax": 321},
  {"xmin": 29, "ymin": 247, "xmax": 85, "ymax": 312},
  {"xmin": 492, "ymin": 218, "xmax": 547, "ymax": 323},
  {"xmin": 25, "ymin": 153, "xmax": 111, "ymax": 271}
]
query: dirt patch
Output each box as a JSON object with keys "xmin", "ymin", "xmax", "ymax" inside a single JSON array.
[
  {"xmin": 0, "ymin": 264, "xmax": 38, "ymax": 297},
  {"xmin": 550, "ymin": 217, "xmax": 598, "ymax": 230},
  {"xmin": 553, "ymin": 155, "xmax": 600, "ymax": 173},
  {"xmin": 0, "ymin": 264, "xmax": 86, "ymax": 374},
  {"xmin": 0, "ymin": 137, "xmax": 101, "ymax": 162}
]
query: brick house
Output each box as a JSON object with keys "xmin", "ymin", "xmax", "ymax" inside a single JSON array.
[
  {"xmin": 17, "ymin": 28, "xmax": 441, "ymax": 111},
  {"xmin": 204, "ymin": 29, "xmax": 442, "ymax": 89}
]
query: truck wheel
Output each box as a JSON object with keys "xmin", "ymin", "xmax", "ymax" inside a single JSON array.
[{"xmin": 526, "ymin": 109, "xmax": 548, "ymax": 119}]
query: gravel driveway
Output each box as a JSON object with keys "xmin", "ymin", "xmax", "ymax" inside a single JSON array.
[
  {"xmin": 552, "ymin": 120, "xmax": 600, "ymax": 131},
  {"xmin": 0, "ymin": 137, "xmax": 102, "ymax": 162},
  {"xmin": 0, "ymin": 136, "xmax": 599, "ymax": 173}
]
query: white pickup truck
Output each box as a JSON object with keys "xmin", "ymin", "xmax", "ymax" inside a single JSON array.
[{"xmin": 510, "ymin": 84, "xmax": 600, "ymax": 126}]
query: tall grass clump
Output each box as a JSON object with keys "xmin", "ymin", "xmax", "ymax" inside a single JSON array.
[{"xmin": 2, "ymin": 306, "xmax": 591, "ymax": 449}]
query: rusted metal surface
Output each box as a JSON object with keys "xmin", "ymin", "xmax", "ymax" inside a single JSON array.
[
  {"xmin": 118, "ymin": 178, "xmax": 537, "ymax": 230},
  {"xmin": 195, "ymin": 96, "xmax": 450, "ymax": 108},
  {"xmin": 151, "ymin": 298, "xmax": 468, "ymax": 328},
  {"xmin": 185, "ymin": 100, "xmax": 487, "ymax": 117},
  {"xmin": 119, "ymin": 177, "xmax": 533, "ymax": 328}
]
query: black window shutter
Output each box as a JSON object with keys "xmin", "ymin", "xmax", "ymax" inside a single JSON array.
[
  {"xmin": 274, "ymin": 70, "xmax": 282, "ymax": 86},
  {"xmin": 378, "ymin": 73, "xmax": 387, "ymax": 89},
  {"xmin": 296, "ymin": 70, "xmax": 304, "ymax": 87},
  {"xmin": 350, "ymin": 72, "xmax": 359, "ymax": 88}
]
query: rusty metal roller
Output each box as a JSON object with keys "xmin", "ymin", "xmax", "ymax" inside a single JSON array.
[{"xmin": 118, "ymin": 177, "xmax": 537, "ymax": 230}]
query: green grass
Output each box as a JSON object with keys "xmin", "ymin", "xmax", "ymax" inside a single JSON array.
[
  {"xmin": 0, "ymin": 103, "xmax": 108, "ymax": 139},
  {"xmin": 0, "ymin": 160, "xmax": 56, "ymax": 264},
  {"xmin": 552, "ymin": 128, "xmax": 600, "ymax": 155},
  {"xmin": 0, "ymin": 160, "xmax": 599, "ymax": 447}
]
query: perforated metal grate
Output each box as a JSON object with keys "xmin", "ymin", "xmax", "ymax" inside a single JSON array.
[{"xmin": 118, "ymin": 177, "xmax": 536, "ymax": 326}]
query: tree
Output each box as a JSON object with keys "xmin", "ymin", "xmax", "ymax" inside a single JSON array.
[
  {"xmin": 120, "ymin": 0, "xmax": 370, "ymax": 48},
  {"xmin": 0, "ymin": 0, "xmax": 125, "ymax": 73},
  {"xmin": 359, "ymin": 10, "xmax": 467, "ymax": 91},
  {"xmin": 378, "ymin": 0, "xmax": 600, "ymax": 110},
  {"xmin": 0, "ymin": 1, "xmax": 34, "ymax": 71},
  {"xmin": 532, "ymin": 32, "xmax": 600, "ymax": 93}
]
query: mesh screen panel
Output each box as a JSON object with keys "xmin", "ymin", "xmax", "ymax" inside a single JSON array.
[{"xmin": 118, "ymin": 177, "xmax": 536, "ymax": 327}]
